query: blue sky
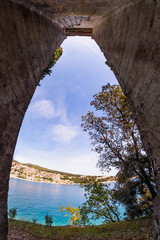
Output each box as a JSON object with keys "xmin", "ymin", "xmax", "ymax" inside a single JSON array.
[{"xmin": 14, "ymin": 36, "xmax": 118, "ymax": 176}]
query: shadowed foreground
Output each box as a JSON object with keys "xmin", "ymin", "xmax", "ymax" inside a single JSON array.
[{"xmin": 9, "ymin": 217, "xmax": 152, "ymax": 240}]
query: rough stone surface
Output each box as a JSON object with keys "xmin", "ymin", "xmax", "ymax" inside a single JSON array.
[
  {"xmin": 95, "ymin": 0, "xmax": 160, "ymax": 190},
  {"xmin": 93, "ymin": 0, "xmax": 160, "ymax": 185},
  {"xmin": 0, "ymin": 1, "xmax": 64, "ymax": 239},
  {"xmin": 0, "ymin": 0, "xmax": 160, "ymax": 239},
  {"xmin": 93, "ymin": 2, "xmax": 160, "ymax": 237}
]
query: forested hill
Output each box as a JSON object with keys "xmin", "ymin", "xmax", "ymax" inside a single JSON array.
[{"xmin": 10, "ymin": 160, "xmax": 115, "ymax": 184}]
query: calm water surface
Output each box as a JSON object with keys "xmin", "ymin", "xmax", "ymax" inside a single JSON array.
[
  {"xmin": 8, "ymin": 178, "xmax": 86, "ymax": 225},
  {"xmin": 8, "ymin": 178, "xmax": 124, "ymax": 225}
]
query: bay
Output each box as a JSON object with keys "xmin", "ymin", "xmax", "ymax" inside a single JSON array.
[
  {"xmin": 8, "ymin": 178, "xmax": 124, "ymax": 225},
  {"xmin": 8, "ymin": 178, "xmax": 86, "ymax": 225}
]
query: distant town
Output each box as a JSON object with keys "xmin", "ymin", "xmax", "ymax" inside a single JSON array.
[{"xmin": 10, "ymin": 160, "xmax": 115, "ymax": 185}]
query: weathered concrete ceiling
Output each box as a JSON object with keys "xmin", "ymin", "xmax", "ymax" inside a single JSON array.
[
  {"xmin": 11, "ymin": 0, "xmax": 141, "ymax": 16},
  {"xmin": 10, "ymin": 0, "xmax": 143, "ymax": 30}
]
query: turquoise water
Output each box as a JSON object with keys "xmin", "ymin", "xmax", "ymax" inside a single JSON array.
[{"xmin": 8, "ymin": 178, "xmax": 124, "ymax": 225}]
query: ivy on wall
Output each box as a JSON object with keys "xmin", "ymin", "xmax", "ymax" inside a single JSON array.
[{"xmin": 41, "ymin": 47, "xmax": 63, "ymax": 80}]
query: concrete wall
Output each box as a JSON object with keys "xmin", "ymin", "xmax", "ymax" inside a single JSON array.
[
  {"xmin": 93, "ymin": 0, "xmax": 160, "ymax": 187},
  {"xmin": 93, "ymin": 1, "xmax": 160, "ymax": 237},
  {"xmin": 0, "ymin": 1, "xmax": 64, "ymax": 238}
]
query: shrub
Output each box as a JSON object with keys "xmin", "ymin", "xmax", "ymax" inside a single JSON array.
[
  {"xmin": 8, "ymin": 208, "xmax": 17, "ymax": 220},
  {"xmin": 45, "ymin": 213, "xmax": 53, "ymax": 226}
]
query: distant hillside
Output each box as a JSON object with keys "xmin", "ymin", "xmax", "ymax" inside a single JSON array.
[{"xmin": 10, "ymin": 160, "xmax": 115, "ymax": 184}]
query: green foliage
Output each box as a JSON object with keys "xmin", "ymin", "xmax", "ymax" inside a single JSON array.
[
  {"xmin": 8, "ymin": 208, "xmax": 17, "ymax": 220},
  {"xmin": 60, "ymin": 175, "xmax": 115, "ymax": 184},
  {"xmin": 61, "ymin": 176, "xmax": 97, "ymax": 184},
  {"xmin": 80, "ymin": 180, "xmax": 121, "ymax": 224},
  {"xmin": 114, "ymin": 181, "xmax": 154, "ymax": 220},
  {"xmin": 45, "ymin": 214, "xmax": 53, "ymax": 227},
  {"xmin": 60, "ymin": 205, "xmax": 81, "ymax": 225},
  {"xmin": 81, "ymin": 84, "xmax": 156, "ymax": 219},
  {"xmin": 114, "ymin": 154, "xmax": 156, "ymax": 219},
  {"xmin": 81, "ymin": 84, "xmax": 136, "ymax": 172},
  {"xmin": 41, "ymin": 47, "xmax": 63, "ymax": 80},
  {"xmin": 105, "ymin": 61, "xmax": 112, "ymax": 69},
  {"xmin": 139, "ymin": 190, "xmax": 153, "ymax": 214},
  {"xmin": 42, "ymin": 176, "xmax": 53, "ymax": 182},
  {"xmin": 60, "ymin": 181, "xmax": 120, "ymax": 226}
]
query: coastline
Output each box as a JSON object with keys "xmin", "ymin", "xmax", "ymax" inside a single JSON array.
[
  {"xmin": 10, "ymin": 175, "xmax": 116, "ymax": 185},
  {"xmin": 10, "ymin": 175, "xmax": 76, "ymax": 185},
  {"xmin": 10, "ymin": 160, "xmax": 115, "ymax": 185}
]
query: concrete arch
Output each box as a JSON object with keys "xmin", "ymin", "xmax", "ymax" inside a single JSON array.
[{"xmin": 0, "ymin": 0, "xmax": 160, "ymax": 239}]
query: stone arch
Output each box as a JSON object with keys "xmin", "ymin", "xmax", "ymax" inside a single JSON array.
[{"xmin": 0, "ymin": 0, "xmax": 160, "ymax": 239}]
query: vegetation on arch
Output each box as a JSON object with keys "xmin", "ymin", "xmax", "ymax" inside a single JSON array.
[
  {"xmin": 41, "ymin": 46, "xmax": 63, "ymax": 80},
  {"xmin": 81, "ymin": 83, "xmax": 156, "ymax": 219}
]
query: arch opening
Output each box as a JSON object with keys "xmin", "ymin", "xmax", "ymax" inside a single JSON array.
[
  {"xmin": 10, "ymin": 36, "xmax": 118, "ymax": 224},
  {"xmin": 13, "ymin": 36, "xmax": 117, "ymax": 177}
]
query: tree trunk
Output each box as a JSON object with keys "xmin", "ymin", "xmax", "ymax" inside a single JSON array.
[{"xmin": 0, "ymin": 1, "xmax": 65, "ymax": 238}]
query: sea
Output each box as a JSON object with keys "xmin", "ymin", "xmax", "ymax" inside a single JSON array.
[{"xmin": 8, "ymin": 178, "xmax": 124, "ymax": 225}]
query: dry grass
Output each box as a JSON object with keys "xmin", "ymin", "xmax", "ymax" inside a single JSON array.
[{"xmin": 9, "ymin": 217, "xmax": 153, "ymax": 240}]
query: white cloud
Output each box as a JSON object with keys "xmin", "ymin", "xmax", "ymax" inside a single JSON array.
[
  {"xmin": 29, "ymin": 100, "xmax": 55, "ymax": 119},
  {"xmin": 49, "ymin": 124, "xmax": 79, "ymax": 144},
  {"xmin": 28, "ymin": 98, "xmax": 70, "ymax": 124}
]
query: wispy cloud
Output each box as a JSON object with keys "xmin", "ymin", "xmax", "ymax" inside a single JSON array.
[
  {"xmin": 48, "ymin": 124, "xmax": 79, "ymax": 144},
  {"xmin": 28, "ymin": 99, "xmax": 69, "ymax": 123},
  {"xmin": 29, "ymin": 100, "xmax": 55, "ymax": 119}
]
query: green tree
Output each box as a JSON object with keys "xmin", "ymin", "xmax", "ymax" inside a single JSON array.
[
  {"xmin": 114, "ymin": 154, "xmax": 155, "ymax": 219},
  {"xmin": 81, "ymin": 84, "xmax": 156, "ymax": 218},
  {"xmin": 45, "ymin": 213, "xmax": 53, "ymax": 226},
  {"xmin": 8, "ymin": 208, "xmax": 17, "ymax": 220},
  {"xmin": 80, "ymin": 180, "xmax": 121, "ymax": 224}
]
